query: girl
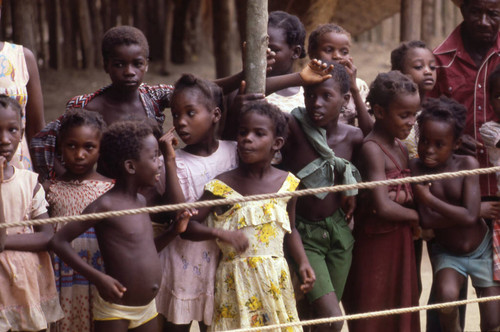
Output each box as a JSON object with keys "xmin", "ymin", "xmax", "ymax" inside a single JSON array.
[
  {"xmin": 412, "ymin": 97, "xmax": 500, "ymax": 331},
  {"xmin": 391, "ymin": 40, "xmax": 437, "ymax": 159},
  {"xmin": 265, "ymin": 11, "xmax": 307, "ymax": 113},
  {"xmin": 307, "ymin": 23, "xmax": 373, "ymax": 135},
  {"xmin": 0, "ymin": 95, "xmax": 63, "ymax": 331},
  {"xmin": 183, "ymin": 100, "xmax": 315, "ymax": 331},
  {"xmin": 47, "ymin": 109, "xmax": 114, "ymax": 332},
  {"xmin": 156, "ymin": 74, "xmax": 238, "ymax": 332},
  {"xmin": 342, "ymin": 71, "xmax": 421, "ymax": 332}
]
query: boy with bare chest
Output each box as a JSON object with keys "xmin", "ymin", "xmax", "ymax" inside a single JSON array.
[
  {"xmin": 410, "ymin": 97, "xmax": 500, "ymax": 332},
  {"xmin": 280, "ymin": 63, "xmax": 363, "ymax": 332},
  {"xmin": 50, "ymin": 121, "xmax": 189, "ymax": 331}
]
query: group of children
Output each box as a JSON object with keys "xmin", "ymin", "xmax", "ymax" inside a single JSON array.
[{"xmin": 1, "ymin": 9, "xmax": 500, "ymax": 332}]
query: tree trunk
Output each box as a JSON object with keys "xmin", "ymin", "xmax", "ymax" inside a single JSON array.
[
  {"xmin": 213, "ymin": 0, "xmax": 233, "ymax": 78},
  {"xmin": 76, "ymin": 0, "xmax": 95, "ymax": 68},
  {"xmin": 161, "ymin": 0, "xmax": 175, "ymax": 74},
  {"xmin": 244, "ymin": 0, "xmax": 268, "ymax": 94},
  {"xmin": 61, "ymin": 0, "xmax": 78, "ymax": 68},
  {"xmin": 36, "ymin": 0, "xmax": 49, "ymax": 68},
  {"xmin": 1, "ymin": 0, "xmax": 12, "ymax": 41},
  {"xmin": 434, "ymin": 0, "xmax": 443, "ymax": 42},
  {"xmin": 443, "ymin": 0, "xmax": 456, "ymax": 37},
  {"xmin": 11, "ymin": 0, "xmax": 36, "ymax": 53},
  {"xmin": 89, "ymin": 0, "xmax": 104, "ymax": 67},
  {"xmin": 47, "ymin": 0, "xmax": 63, "ymax": 69},
  {"xmin": 421, "ymin": 0, "xmax": 434, "ymax": 46}
]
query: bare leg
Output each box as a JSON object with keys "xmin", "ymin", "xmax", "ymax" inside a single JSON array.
[
  {"xmin": 311, "ymin": 292, "xmax": 343, "ymax": 332},
  {"xmin": 95, "ymin": 319, "xmax": 130, "ymax": 332},
  {"xmin": 161, "ymin": 320, "xmax": 191, "ymax": 332},
  {"xmin": 434, "ymin": 268, "xmax": 466, "ymax": 332},
  {"xmin": 476, "ymin": 286, "xmax": 500, "ymax": 332}
]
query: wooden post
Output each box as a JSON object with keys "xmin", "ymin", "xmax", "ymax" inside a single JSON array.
[
  {"xmin": 76, "ymin": 0, "xmax": 95, "ymax": 68},
  {"xmin": 161, "ymin": 0, "xmax": 175, "ymax": 74},
  {"xmin": 400, "ymin": 0, "xmax": 421, "ymax": 41},
  {"xmin": 213, "ymin": 0, "xmax": 233, "ymax": 78},
  {"xmin": 11, "ymin": 0, "xmax": 36, "ymax": 53},
  {"xmin": 244, "ymin": 0, "xmax": 268, "ymax": 94},
  {"xmin": 421, "ymin": 0, "xmax": 434, "ymax": 45}
]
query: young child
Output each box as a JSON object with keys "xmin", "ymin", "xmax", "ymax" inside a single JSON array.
[
  {"xmin": 480, "ymin": 65, "xmax": 500, "ymax": 284},
  {"xmin": 50, "ymin": 121, "xmax": 189, "ymax": 331},
  {"xmin": 265, "ymin": 11, "xmax": 307, "ymax": 113},
  {"xmin": 0, "ymin": 95, "xmax": 63, "ymax": 331},
  {"xmin": 183, "ymin": 100, "xmax": 315, "ymax": 331},
  {"xmin": 307, "ymin": 23, "xmax": 373, "ymax": 136},
  {"xmin": 391, "ymin": 40, "xmax": 437, "ymax": 159},
  {"xmin": 342, "ymin": 71, "xmax": 421, "ymax": 332},
  {"xmin": 412, "ymin": 96, "xmax": 500, "ymax": 332},
  {"xmin": 156, "ymin": 74, "xmax": 238, "ymax": 332},
  {"xmin": 47, "ymin": 109, "xmax": 114, "ymax": 332}
]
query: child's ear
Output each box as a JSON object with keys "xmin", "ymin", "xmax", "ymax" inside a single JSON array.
[
  {"xmin": 124, "ymin": 159, "xmax": 136, "ymax": 175},
  {"xmin": 212, "ymin": 107, "xmax": 222, "ymax": 123},
  {"xmin": 372, "ymin": 104, "xmax": 385, "ymax": 120},
  {"xmin": 343, "ymin": 93, "xmax": 350, "ymax": 106},
  {"xmin": 454, "ymin": 137, "xmax": 463, "ymax": 151},
  {"xmin": 103, "ymin": 60, "xmax": 109, "ymax": 74},
  {"xmin": 291, "ymin": 45, "xmax": 302, "ymax": 60},
  {"xmin": 272, "ymin": 136, "xmax": 285, "ymax": 151}
]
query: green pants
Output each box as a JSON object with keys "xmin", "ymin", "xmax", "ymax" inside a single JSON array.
[{"xmin": 296, "ymin": 209, "xmax": 354, "ymax": 302}]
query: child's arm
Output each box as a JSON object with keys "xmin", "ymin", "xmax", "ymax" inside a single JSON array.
[
  {"xmin": 412, "ymin": 157, "xmax": 480, "ymax": 229},
  {"xmin": 4, "ymin": 183, "xmax": 53, "ymax": 252},
  {"xmin": 339, "ymin": 57, "xmax": 373, "ymax": 136},
  {"xmin": 360, "ymin": 142, "xmax": 419, "ymax": 224},
  {"xmin": 284, "ymin": 197, "xmax": 315, "ymax": 293},
  {"xmin": 154, "ymin": 208, "xmax": 195, "ymax": 251},
  {"xmin": 24, "ymin": 46, "xmax": 45, "ymax": 145},
  {"xmin": 159, "ymin": 127, "xmax": 186, "ymax": 206},
  {"xmin": 49, "ymin": 212, "xmax": 126, "ymax": 302},
  {"xmin": 0, "ymin": 186, "xmax": 5, "ymax": 252}
]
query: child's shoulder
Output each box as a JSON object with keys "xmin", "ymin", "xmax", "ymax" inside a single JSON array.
[
  {"xmin": 451, "ymin": 153, "xmax": 479, "ymax": 170},
  {"xmin": 338, "ymin": 123, "xmax": 363, "ymax": 143}
]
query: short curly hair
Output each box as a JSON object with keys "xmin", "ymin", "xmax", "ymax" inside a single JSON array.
[
  {"xmin": 268, "ymin": 11, "xmax": 306, "ymax": 59},
  {"xmin": 98, "ymin": 120, "xmax": 153, "ymax": 179},
  {"xmin": 418, "ymin": 96, "xmax": 467, "ymax": 140},
  {"xmin": 59, "ymin": 109, "xmax": 106, "ymax": 142},
  {"xmin": 367, "ymin": 71, "xmax": 418, "ymax": 109},
  {"xmin": 172, "ymin": 73, "xmax": 223, "ymax": 111},
  {"xmin": 0, "ymin": 94, "xmax": 22, "ymax": 119},
  {"xmin": 308, "ymin": 23, "xmax": 351, "ymax": 58},
  {"xmin": 390, "ymin": 40, "xmax": 428, "ymax": 71},
  {"xmin": 102, "ymin": 26, "xmax": 149, "ymax": 63},
  {"xmin": 238, "ymin": 100, "xmax": 288, "ymax": 139}
]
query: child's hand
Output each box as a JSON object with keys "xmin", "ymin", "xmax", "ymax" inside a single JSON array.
[
  {"xmin": 159, "ymin": 127, "xmax": 179, "ymax": 160},
  {"xmin": 480, "ymin": 201, "xmax": 500, "ymax": 220},
  {"xmin": 421, "ymin": 228, "xmax": 435, "ymax": 241},
  {"xmin": 299, "ymin": 59, "xmax": 333, "ymax": 86},
  {"xmin": 412, "ymin": 182, "xmax": 432, "ymax": 204},
  {"xmin": 229, "ymin": 81, "xmax": 265, "ymax": 116},
  {"xmin": 96, "ymin": 274, "xmax": 127, "ymax": 303},
  {"xmin": 219, "ymin": 229, "xmax": 249, "ymax": 253},
  {"xmin": 298, "ymin": 263, "xmax": 316, "ymax": 293},
  {"xmin": 456, "ymin": 134, "xmax": 482, "ymax": 156},
  {"xmin": 174, "ymin": 208, "xmax": 198, "ymax": 235},
  {"xmin": 337, "ymin": 56, "xmax": 358, "ymax": 92},
  {"xmin": 241, "ymin": 42, "xmax": 276, "ymax": 73},
  {"xmin": 340, "ymin": 195, "xmax": 356, "ymax": 222}
]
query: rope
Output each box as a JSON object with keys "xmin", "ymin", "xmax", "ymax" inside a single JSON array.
[
  {"xmin": 2, "ymin": 165, "xmax": 500, "ymax": 229},
  {"xmin": 225, "ymin": 295, "xmax": 500, "ymax": 332}
]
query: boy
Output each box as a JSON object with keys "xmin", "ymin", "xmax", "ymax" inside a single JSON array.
[
  {"xmin": 280, "ymin": 63, "xmax": 363, "ymax": 332},
  {"xmin": 50, "ymin": 121, "xmax": 190, "ymax": 331},
  {"xmin": 411, "ymin": 97, "xmax": 500, "ymax": 332}
]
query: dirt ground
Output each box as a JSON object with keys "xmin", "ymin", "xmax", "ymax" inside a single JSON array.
[{"xmin": 39, "ymin": 41, "xmax": 482, "ymax": 332}]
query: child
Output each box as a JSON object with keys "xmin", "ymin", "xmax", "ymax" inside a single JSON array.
[
  {"xmin": 307, "ymin": 23, "xmax": 373, "ymax": 136},
  {"xmin": 50, "ymin": 121, "xmax": 189, "ymax": 331},
  {"xmin": 156, "ymin": 74, "xmax": 238, "ymax": 332},
  {"xmin": 47, "ymin": 109, "xmax": 114, "ymax": 332},
  {"xmin": 183, "ymin": 100, "xmax": 315, "ymax": 331},
  {"xmin": 342, "ymin": 71, "xmax": 421, "ymax": 332},
  {"xmin": 412, "ymin": 96, "xmax": 500, "ymax": 332},
  {"xmin": 265, "ymin": 11, "xmax": 307, "ymax": 113},
  {"xmin": 0, "ymin": 95, "xmax": 63, "ymax": 331},
  {"xmin": 391, "ymin": 40, "xmax": 437, "ymax": 159}
]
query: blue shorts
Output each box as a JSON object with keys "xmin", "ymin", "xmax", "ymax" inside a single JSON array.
[{"xmin": 430, "ymin": 229, "xmax": 500, "ymax": 288}]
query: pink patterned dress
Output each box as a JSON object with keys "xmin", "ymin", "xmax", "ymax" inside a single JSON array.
[{"xmin": 47, "ymin": 179, "xmax": 114, "ymax": 332}]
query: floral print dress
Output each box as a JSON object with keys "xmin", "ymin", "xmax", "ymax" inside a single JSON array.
[{"xmin": 205, "ymin": 173, "xmax": 302, "ymax": 331}]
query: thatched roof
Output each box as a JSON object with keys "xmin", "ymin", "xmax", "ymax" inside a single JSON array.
[{"xmin": 269, "ymin": 0, "xmax": 400, "ymax": 36}]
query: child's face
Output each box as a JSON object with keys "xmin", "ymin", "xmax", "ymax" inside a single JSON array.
[
  {"xmin": 104, "ymin": 44, "xmax": 148, "ymax": 91},
  {"xmin": 402, "ymin": 47, "xmax": 436, "ymax": 94},
  {"xmin": 310, "ymin": 32, "xmax": 350, "ymax": 62},
  {"xmin": 0, "ymin": 106, "xmax": 21, "ymax": 163},
  {"xmin": 376, "ymin": 93, "xmax": 420, "ymax": 140},
  {"xmin": 489, "ymin": 77, "xmax": 500, "ymax": 119},
  {"xmin": 267, "ymin": 26, "xmax": 299, "ymax": 77},
  {"xmin": 171, "ymin": 89, "xmax": 219, "ymax": 145},
  {"xmin": 304, "ymin": 79, "xmax": 349, "ymax": 128},
  {"xmin": 237, "ymin": 111, "xmax": 282, "ymax": 165},
  {"xmin": 60, "ymin": 125, "xmax": 101, "ymax": 178},
  {"xmin": 133, "ymin": 134, "xmax": 162, "ymax": 187},
  {"xmin": 418, "ymin": 119, "xmax": 457, "ymax": 168}
]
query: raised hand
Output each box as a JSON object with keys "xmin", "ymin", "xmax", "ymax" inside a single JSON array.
[
  {"xmin": 159, "ymin": 127, "xmax": 179, "ymax": 160},
  {"xmin": 299, "ymin": 59, "xmax": 334, "ymax": 85},
  {"xmin": 174, "ymin": 208, "xmax": 198, "ymax": 235}
]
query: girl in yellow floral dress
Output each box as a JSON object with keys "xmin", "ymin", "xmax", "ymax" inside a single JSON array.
[{"xmin": 183, "ymin": 100, "xmax": 315, "ymax": 331}]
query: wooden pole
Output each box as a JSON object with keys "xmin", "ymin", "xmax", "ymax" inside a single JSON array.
[
  {"xmin": 213, "ymin": 0, "xmax": 233, "ymax": 78},
  {"xmin": 244, "ymin": 0, "xmax": 268, "ymax": 94},
  {"xmin": 400, "ymin": 0, "xmax": 421, "ymax": 41},
  {"xmin": 421, "ymin": 0, "xmax": 434, "ymax": 45}
]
